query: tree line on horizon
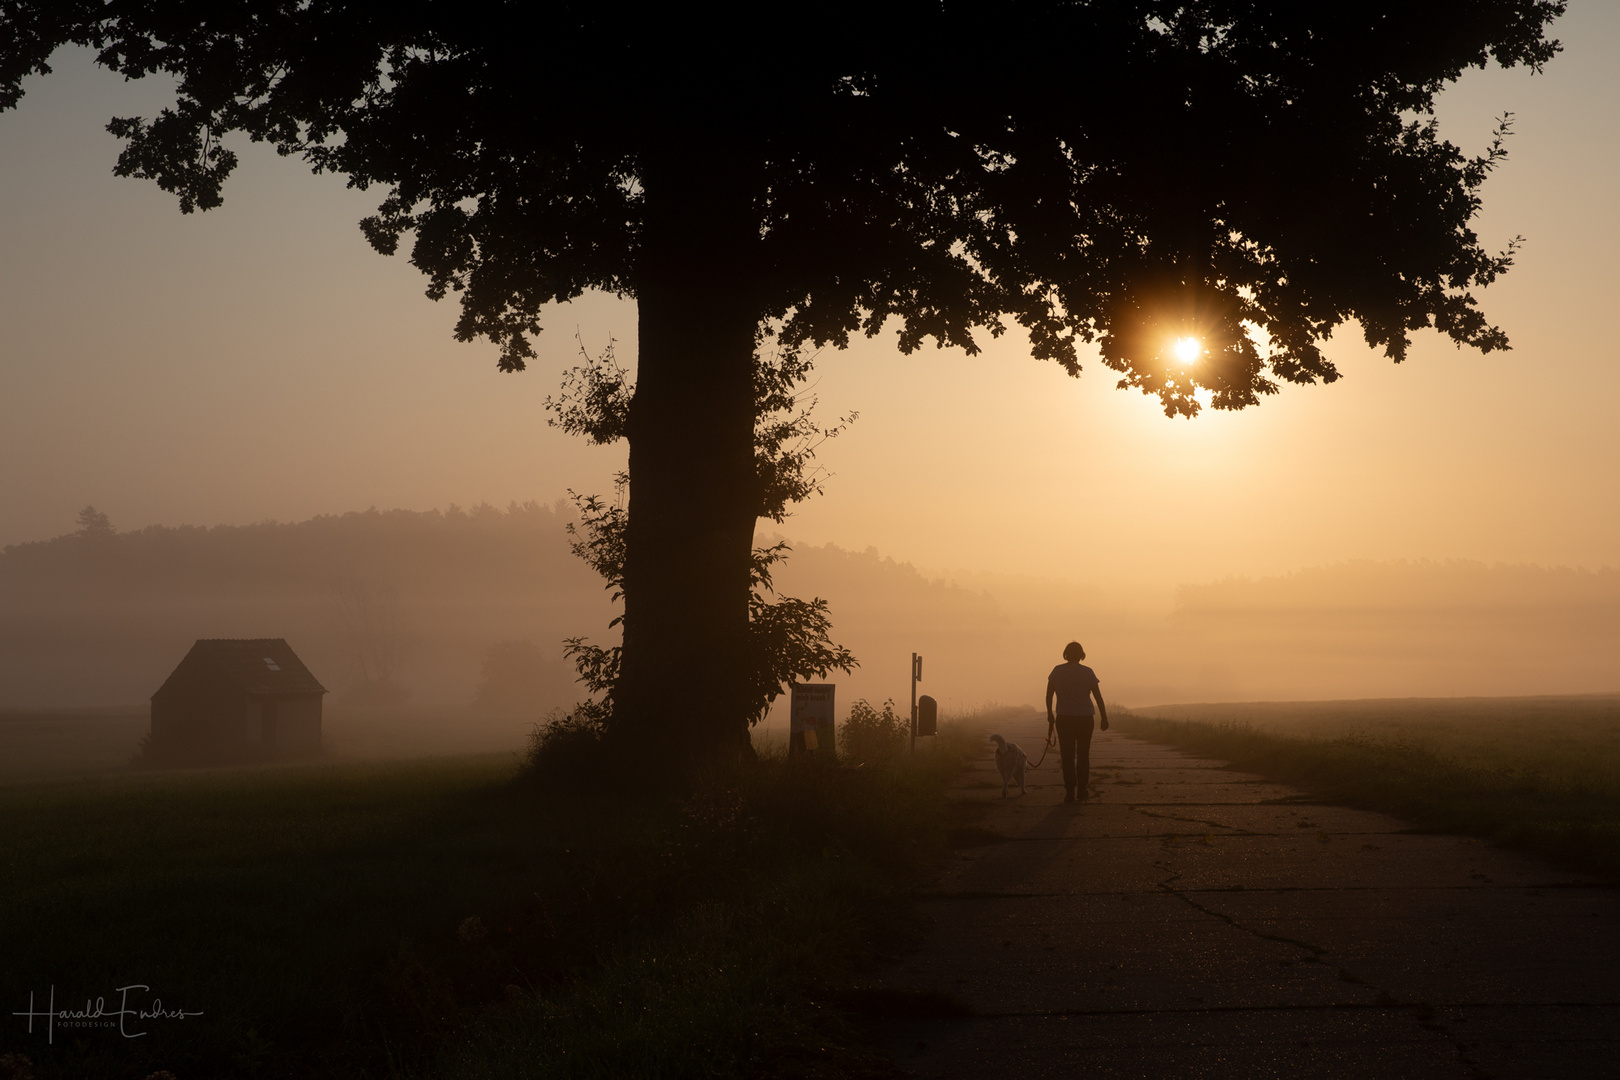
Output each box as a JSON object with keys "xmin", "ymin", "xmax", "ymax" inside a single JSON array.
[
  {"xmin": 3, "ymin": 500, "xmax": 1615, "ymax": 711},
  {"xmin": 0, "ymin": 501, "xmax": 984, "ymax": 710}
]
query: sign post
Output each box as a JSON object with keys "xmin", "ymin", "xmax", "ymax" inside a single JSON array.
[
  {"xmin": 909, "ymin": 652, "xmax": 922, "ymax": 753},
  {"xmin": 789, "ymin": 683, "xmax": 836, "ymax": 757}
]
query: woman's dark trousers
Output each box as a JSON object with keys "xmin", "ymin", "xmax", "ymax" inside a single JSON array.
[{"xmin": 1055, "ymin": 715, "xmax": 1096, "ymax": 799}]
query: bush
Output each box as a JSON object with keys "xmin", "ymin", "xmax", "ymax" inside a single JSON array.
[
  {"xmin": 523, "ymin": 706, "xmax": 609, "ymax": 786},
  {"xmin": 839, "ymin": 698, "xmax": 909, "ymax": 765}
]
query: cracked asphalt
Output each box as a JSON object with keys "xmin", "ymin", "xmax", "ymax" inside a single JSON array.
[{"xmin": 878, "ymin": 718, "xmax": 1620, "ymax": 1078}]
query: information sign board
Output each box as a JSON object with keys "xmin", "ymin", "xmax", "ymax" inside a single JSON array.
[{"xmin": 789, "ymin": 683, "xmax": 836, "ymax": 755}]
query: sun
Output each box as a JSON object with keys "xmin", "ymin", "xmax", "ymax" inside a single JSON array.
[{"xmin": 1172, "ymin": 337, "xmax": 1201, "ymax": 365}]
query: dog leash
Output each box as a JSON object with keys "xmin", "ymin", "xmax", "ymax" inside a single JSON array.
[{"xmin": 1027, "ymin": 736, "xmax": 1053, "ymax": 770}]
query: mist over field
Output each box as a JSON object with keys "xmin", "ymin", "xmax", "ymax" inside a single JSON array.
[{"xmin": 3, "ymin": 504, "xmax": 1615, "ymax": 739}]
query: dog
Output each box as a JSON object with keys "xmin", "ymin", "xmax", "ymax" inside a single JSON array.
[{"xmin": 988, "ymin": 734, "xmax": 1027, "ymax": 797}]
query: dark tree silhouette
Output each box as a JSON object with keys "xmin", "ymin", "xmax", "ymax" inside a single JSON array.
[
  {"xmin": 326, "ymin": 576, "xmax": 410, "ymax": 704},
  {"xmin": 2, "ymin": 2, "xmax": 1562, "ymax": 760},
  {"xmin": 75, "ymin": 505, "xmax": 114, "ymax": 538},
  {"xmin": 550, "ymin": 340, "xmax": 857, "ymax": 734}
]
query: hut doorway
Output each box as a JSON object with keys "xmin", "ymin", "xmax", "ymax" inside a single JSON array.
[{"xmin": 261, "ymin": 698, "xmax": 279, "ymax": 753}]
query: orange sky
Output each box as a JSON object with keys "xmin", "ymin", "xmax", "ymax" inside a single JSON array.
[{"xmin": 2, "ymin": 7, "xmax": 1617, "ymax": 597}]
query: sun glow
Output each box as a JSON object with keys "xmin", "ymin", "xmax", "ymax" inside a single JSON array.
[{"xmin": 1172, "ymin": 337, "xmax": 1201, "ymax": 365}]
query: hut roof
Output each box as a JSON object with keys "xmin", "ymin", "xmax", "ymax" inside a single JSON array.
[{"xmin": 153, "ymin": 638, "xmax": 327, "ymax": 700}]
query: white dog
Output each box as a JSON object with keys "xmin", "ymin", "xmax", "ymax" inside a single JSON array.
[{"xmin": 989, "ymin": 734, "xmax": 1027, "ymax": 797}]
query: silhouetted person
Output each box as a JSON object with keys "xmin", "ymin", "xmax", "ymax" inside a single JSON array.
[{"xmin": 1046, "ymin": 642, "xmax": 1108, "ymax": 804}]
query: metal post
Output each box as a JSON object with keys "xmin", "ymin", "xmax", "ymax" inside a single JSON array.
[{"xmin": 910, "ymin": 652, "xmax": 921, "ymax": 753}]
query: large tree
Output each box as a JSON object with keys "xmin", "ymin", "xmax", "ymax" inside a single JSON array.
[{"xmin": 2, "ymin": 1, "xmax": 1562, "ymax": 759}]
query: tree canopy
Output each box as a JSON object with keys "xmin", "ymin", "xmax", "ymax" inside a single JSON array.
[{"xmin": 3, "ymin": 1, "xmax": 1561, "ymax": 411}]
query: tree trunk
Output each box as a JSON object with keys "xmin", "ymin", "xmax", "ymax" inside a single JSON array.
[{"xmin": 614, "ymin": 139, "xmax": 761, "ymax": 761}]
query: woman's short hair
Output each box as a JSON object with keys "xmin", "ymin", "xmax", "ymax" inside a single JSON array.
[{"xmin": 1063, "ymin": 641, "xmax": 1085, "ymax": 662}]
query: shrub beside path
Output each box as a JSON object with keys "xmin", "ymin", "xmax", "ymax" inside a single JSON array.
[{"xmin": 877, "ymin": 714, "xmax": 1620, "ymax": 1077}]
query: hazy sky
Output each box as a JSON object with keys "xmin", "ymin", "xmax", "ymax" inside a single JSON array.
[{"xmin": 3, "ymin": 6, "xmax": 1617, "ymax": 594}]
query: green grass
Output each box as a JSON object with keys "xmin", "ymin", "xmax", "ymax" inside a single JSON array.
[
  {"xmin": 0, "ymin": 728, "xmax": 975, "ymax": 1080},
  {"xmin": 1117, "ymin": 695, "xmax": 1620, "ymax": 880},
  {"xmin": 0, "ymin": 705, "xmax": 539, "ymax": 782},
  {"xmin": 0, "ymin": 707, "xmax": 148, "ymax": 780}
]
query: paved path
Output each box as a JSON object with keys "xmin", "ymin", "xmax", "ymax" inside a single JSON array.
[{"xmin": 880, "ymin": 716, "xmax": 1620, "ymax": 1078}]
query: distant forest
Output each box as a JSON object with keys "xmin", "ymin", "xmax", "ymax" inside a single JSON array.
[
  {"xmin": 3, "ymin": 507, "xmax": 1617, "ymax": 709},
  {"xmin": 0, "ymin": 503, "xmax": 1000, "ymax": 711},
  {"xmin": 0, "ymin": 502, "xmax": 601, "ymax": 708}
]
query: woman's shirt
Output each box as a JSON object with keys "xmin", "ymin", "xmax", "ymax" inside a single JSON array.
[{"xmin": 1048, "ymin": 662, "xmax": 1100, "ymax": 716}]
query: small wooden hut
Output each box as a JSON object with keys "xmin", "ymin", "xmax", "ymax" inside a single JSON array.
[{"xmin": 150, "ymin": 639, "xmax": 327, "ymax": 763}]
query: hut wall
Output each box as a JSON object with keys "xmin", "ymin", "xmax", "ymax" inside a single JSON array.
[
  {"xmin": 151, "ymin": 686, "xmax": 254, "ymax": 761},
  {"xmin": 260, "ymin": 694, "xmax": 322, "ymax": 757}
]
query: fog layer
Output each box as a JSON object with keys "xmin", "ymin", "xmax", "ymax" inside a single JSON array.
[{"xmin": 3, "ymin": 506, "xmax": 1614, "ymax": 715}]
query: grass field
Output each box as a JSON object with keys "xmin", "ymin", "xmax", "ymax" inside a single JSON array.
[
  {"xmin": 0, "ymin": 715, "xmax": 986, "ymax": 1080},
  {"xmin": 0, "ymin": 706, "xmax": 543, "ymax": 784},
  {"xmin": 1118, "ymin": 694, "xmax": 1620, "ymax": 880},
  {"xmin": 0, "ymin": 708, "xmax": 149, "ymax": 780}
]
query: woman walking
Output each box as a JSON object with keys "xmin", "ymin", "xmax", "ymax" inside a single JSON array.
[{"xmin": 1046, "ymin": 641, "xmax": 1109, "ymax": 803}]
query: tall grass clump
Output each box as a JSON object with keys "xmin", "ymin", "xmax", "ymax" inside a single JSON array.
[
  {"xmin": 1117, "ymin": 710, "xmax": 1620, "ymax": 882},
  {"xmin": 522, "ymin": 706, "xmax": 609, "ymax": 787},
  {"xmin": 838, "ymin": 698, "xmax": 909, "ymax": 765},
  {"xmin": 835, "ymin": 700, "xmax": 1032, "ymax": 767}
]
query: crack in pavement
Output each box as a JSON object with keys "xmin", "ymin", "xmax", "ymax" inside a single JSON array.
[
  {"xmin": 1150, "ymin": 831, "xmax": 1499, "ymax": 1077},
  {"xmin": 1130, "ymin": 805, "xmax": 1258, "ymax": 833},
  {"xmin": 1154, "ymin": 864, "xmax": 1332, "ymax": 960}
]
